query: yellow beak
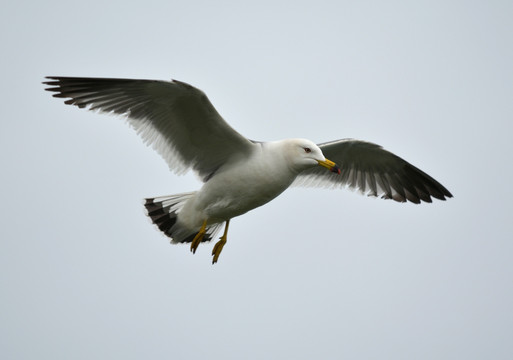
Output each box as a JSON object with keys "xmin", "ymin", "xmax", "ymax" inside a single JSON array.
[{"xmin": 317, "ymin": 158, "xmax": 341, "ymax": 174}]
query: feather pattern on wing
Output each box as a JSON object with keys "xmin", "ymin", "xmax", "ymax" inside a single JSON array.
[
  {"xmin": 44, "ymin": 76, "xmax": 255, "ymax": 181},
  {"xmin": 293, "ymin": 139, "xmax": 453, "ymax": 203}
]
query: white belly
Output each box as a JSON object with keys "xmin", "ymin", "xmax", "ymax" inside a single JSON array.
[{"xmin": 178, "ymin": 156, "xmax": 297, "ymax": 228}]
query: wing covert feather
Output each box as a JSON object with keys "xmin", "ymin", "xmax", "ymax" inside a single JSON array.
[
  {"xmin": 294, "ymin": 139, "xmax": 452, "ymax": 203},
  {"xmin": 44, "ymin": 76, "xmax": 255, "ymax": 181}
]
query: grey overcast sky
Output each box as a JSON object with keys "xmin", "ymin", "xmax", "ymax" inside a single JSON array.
[{"xmin": 1, "ymin": 1, "xmax": 512, "ymax": 359}]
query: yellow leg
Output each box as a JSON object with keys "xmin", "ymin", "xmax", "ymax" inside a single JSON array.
[
  {"xmin": 190, "ymin": 220, "xmax": 207, "ymax": 254},
  {"xmin": 212, "ymin": 220, "xmax": 230, "ymax": 264}
]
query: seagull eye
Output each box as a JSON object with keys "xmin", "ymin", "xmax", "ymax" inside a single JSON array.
[{"xmin": 304, "ymin": 147, "xmax": 312, "ymax": 153}]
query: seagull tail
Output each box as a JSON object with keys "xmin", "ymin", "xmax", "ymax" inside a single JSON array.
[{"xmin": 143, "ymin": 192, "xmax": 221, "ymax": 244}]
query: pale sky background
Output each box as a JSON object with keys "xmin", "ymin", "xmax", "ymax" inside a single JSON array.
[{"xmin": 1, "ymin": 1, "xmax": 512, "ymax": 359}]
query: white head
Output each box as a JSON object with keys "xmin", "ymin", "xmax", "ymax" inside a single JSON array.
[{"xmin": 279, "ymin": 138, "xmax": 340, "ymax": 174}]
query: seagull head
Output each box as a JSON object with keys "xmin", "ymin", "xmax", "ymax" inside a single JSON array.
[{"xmin": 284, "ymin": 139, "xmax": 340, "ymax": 174}]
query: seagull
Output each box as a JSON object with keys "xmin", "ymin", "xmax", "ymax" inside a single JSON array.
[{"xmin": 44, "ymin": 76, "xmax": 452, "ymax": 264}]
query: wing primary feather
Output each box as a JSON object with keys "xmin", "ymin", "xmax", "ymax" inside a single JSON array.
[
  {"xmin": 293, "ymin": 139, "xmax": 452, "ymax": 203},
  {"xmin": 44, "ymin": 76, "xmax": 256, "ymax": 181}
]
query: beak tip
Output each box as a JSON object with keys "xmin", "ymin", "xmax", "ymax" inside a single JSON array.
[{"xmin": 318, "ymin": 159, "xmax": 340, "ymax": 174}]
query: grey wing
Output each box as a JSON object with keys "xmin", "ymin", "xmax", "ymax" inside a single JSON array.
[
  {"xmin": 294, "ymin": 139, "xmax": 453, "ymax": 203},
  {"xmin": 44, "ymin": 76, "xmax": 255, "ymax": 181}
]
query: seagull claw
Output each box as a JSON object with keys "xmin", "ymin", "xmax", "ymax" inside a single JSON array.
[
  {"xmin": 190, "ymin": 220, "xmax": 207, "ymax": 254},
  {"xmin": 211, "ymin": 237, "xmax": 227, "ymax": 264},
  {"xmin": 211, "ymin": 220, "xmax": 230, "ymax": 264}
]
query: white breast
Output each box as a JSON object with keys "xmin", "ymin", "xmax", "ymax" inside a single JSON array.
[{"xmin": 178, "ymin": 143, "xmax": 298, "ymax": 228}]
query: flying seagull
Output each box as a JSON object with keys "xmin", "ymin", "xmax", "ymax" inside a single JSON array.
[{"xmin": 44, "ymin": 76, "xmax": 452, "ymax": 264}]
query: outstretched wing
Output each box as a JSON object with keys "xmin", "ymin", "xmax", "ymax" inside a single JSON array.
[
  {"xmin": 44, "ymin": 76, "xmax": 255, "ymax": 181},
  {"xmin": 294, "ymin": 139, "xmax": 453, "ymax": 203}
]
